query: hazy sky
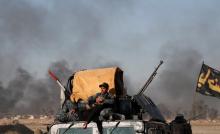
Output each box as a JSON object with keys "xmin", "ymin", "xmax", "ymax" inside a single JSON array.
[{"xmin": 0, "ymin": 0, "xmax": 220, "ymax": 113}]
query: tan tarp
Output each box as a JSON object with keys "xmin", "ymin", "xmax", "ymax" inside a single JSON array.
[{"xmin": 70, "ymin": 67, "xmax": 119, "ymax": 102}]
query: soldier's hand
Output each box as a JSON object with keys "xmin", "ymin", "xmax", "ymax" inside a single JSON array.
[
  {"xmin": 69, "ymin": 109, "xmax": 76, "ymax": 114},
  {"xmin": 96, "ymin": 96, "xmax": 104, "ymax": 104},
  {"xmin": 85, "ymin": 104, "xmax": 91, "ymax": 110}
]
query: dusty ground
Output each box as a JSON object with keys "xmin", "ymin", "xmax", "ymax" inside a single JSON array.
[
  {"xmin": 0, "ymin": 118, "xmax": 220, "ymax": 134},
  {"xmin": 191, "ymin": 120, "xmax": 220, "ymax": 134},
  {"xmin": 0, "ymin": 117, "xmax": 53, "ymax": 134}
]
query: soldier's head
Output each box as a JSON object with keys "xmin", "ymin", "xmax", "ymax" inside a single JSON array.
[{"xmin": 99, "ymin": 82, "xmax": 109, "ymax": 94}]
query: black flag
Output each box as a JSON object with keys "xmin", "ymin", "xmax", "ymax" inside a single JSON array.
[{"xmin": 196, "ymin": 64, "xmax": 220, "ymax": 98}]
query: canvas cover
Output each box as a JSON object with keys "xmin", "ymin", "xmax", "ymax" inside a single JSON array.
[{"xmin": 70, "ymin": 67, "xmax": 124, "ymax": 102}]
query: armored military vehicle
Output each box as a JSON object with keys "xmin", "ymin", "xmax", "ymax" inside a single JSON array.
[{"xmin": 47, "ymin": 61, "xmax": 192, "ymax": 134}]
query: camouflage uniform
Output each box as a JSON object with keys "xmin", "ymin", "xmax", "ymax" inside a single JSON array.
[
  {"xmin": 86, "ymin": 92, "xmax": 114, "ymax": 123},
  {"xmin": 55, "ymin": 100, "xmax": 79, "ymax": 123}
]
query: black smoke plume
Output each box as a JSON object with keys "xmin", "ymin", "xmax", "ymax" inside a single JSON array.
[
  {"xmin": 149, "ymin": 45, "xmax": 220, "ymax": 118},
  {"xmin": 0, "ymin": 60, "xmax": 75, "ymax": 115}
]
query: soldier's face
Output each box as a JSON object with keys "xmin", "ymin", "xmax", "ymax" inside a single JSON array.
[{"xmin": 100, "ymin": 87, "xmax": 108, "ymax": 94}]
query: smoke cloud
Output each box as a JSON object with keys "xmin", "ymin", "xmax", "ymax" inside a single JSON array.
[
  {"xmin": 0, "ymin": 60, "xmax": 75, "ymax": 115},
  {"xmin": 148, "ymin": 44, "xmax": 220, "ymax": 117},
  {"xmin": 1, "ymin": 0, "xmax": 220, "ymax": 115}
]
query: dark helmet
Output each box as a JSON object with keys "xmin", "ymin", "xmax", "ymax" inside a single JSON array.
[{"xmin": 99, "ymin": 82, "xmax": 109, "ymax": 90}]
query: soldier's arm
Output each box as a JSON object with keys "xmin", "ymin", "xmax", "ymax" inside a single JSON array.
[
  {"xmin": 103, "ymin": 94, "xmax": 115, "ymax": 104},
  {"xmin": 88, "ymin": 93, "xmax": 99, "ymax": 105}
]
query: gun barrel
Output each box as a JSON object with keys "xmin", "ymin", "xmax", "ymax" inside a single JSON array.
[{"xmin": 137, "ymin": 60, "xmax": 163, "ymax": 95}]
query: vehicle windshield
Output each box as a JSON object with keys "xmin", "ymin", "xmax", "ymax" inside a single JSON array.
[
  {"xmin": 104, "ymin": 127, "xmax": 135, "ymax": 134},
  {"xmin": 58, "ymin": 127, "xmax": 135, "ymax": 134},
  {"xmin": 58, "ymin": 128, "xmax": 93, "ymax": 134}
]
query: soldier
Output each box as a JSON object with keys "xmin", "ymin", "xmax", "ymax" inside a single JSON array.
[
  {"xmin": 55, "ymin": 100, "xmax": 79, "ymax": 123},
  {"xmin": 83, "ymin": 82, "xmax": 114, "ymax": 131},
  {"xmin": 170, "ymin": 114, "xmax": 192, "ymax": 134},
  {"xmin": 88, "ymin": 82, "xmax": 114, "ymax": 107}
]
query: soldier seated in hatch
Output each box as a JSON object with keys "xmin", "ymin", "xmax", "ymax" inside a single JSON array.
[{"xmin": 83, "ymin": 82, "xmax": 115, "ymax": 129}]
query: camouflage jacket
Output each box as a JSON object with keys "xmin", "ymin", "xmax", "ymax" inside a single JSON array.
[{"xmin": 55, "ymin": 100, "xmax": 79, "ymax": 122}]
